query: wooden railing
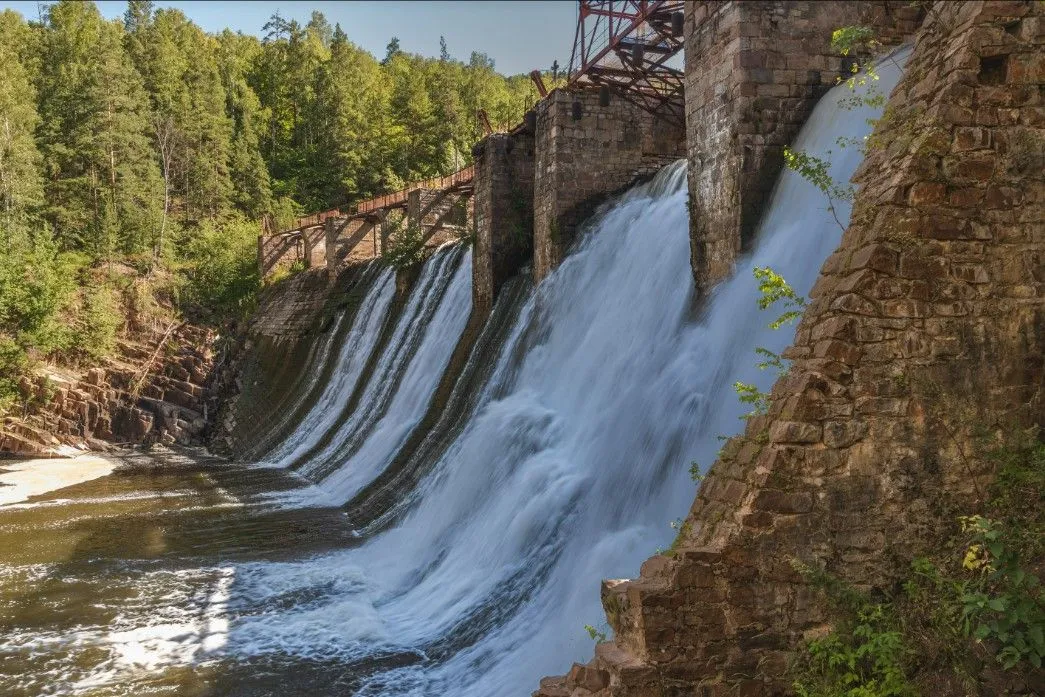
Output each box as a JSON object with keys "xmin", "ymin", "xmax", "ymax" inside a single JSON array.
[
  {"xmin": 356, "ymin": 165, "xmax": 475, "ymax": 214},
  {"xmin": 276, "ymin": 165, "xmax": 476, "ymax": 235},
  {"xmin": 288, "ymin": 208, "xmax": 346, "ymax": 232}
]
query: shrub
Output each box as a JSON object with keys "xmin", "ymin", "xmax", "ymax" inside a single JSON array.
[
  {"xmin": 793, "ymin": 602, "xmax": 916, "ymax": 697},
  {"xmin": 74, "ymin": 282, "xmax": 122, "ymax": 361},
  {"xmin": 177, "ymin": 215, "xmax": 262, "ymax": 322},
  {"xmin": 955, "ymin": 515, "xmax": 1044, "ymax": 670},
  {"xmin": 382, "ymin": 219, "xmax": 426, "ymax": 269}
]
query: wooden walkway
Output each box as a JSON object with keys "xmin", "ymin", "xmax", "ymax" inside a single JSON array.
[
  {"xmin": 258, "ymin": 165, "xmax": 476, "ymax": 277},
  {"xmin": 274, "ymin": 165, "xmax": 475, "ymax": 237}
]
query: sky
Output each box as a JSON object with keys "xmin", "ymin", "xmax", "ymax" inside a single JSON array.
[{"xmin": 1, "ymin": 0, "xmax": 578, "ymax": 76}]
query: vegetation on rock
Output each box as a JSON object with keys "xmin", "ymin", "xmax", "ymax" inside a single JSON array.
[{"xmin": 790, "ymin": 433, "xmax": 1044, "ymax": 695}]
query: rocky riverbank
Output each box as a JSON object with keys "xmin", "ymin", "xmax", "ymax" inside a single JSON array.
[{"xmin": 0, "ymin": 323, "xmax": 223, "ymax": 457}]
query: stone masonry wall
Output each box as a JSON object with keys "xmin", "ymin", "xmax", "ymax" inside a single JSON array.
[
  {"xmin": 536, "ymin": 1, "xmax": 1043, "ymax": 695},
  {"xmin": 249, "ymin": 267, "xmax": 337, "ymax": 340},
  {"xmin": 210, "ymin": 262, "xmax": 372, "ymax": 455},
  {"xmin": 533, "ymin": 89, "xmax": 685, "ymax": 284},
  {"xmin": 302, "ymin": 226, "xmax": 326, "ymax": 269},
  {"xmin": 473, "ymin": 131, "xmax": 536, "ymax": 317},
  {"xmin": 685, "ymin": 0, "xmax": 923, "ymax": 294}
]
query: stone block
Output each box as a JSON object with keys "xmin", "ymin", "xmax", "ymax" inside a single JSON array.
[{"xmin": 752, "ymin": 488, "xmax": 814, "ymax": 514}]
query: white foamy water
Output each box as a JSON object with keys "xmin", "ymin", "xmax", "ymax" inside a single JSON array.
[
  {"xmin": 0, "ymin": 50, "xmax": 907, "ymax": 697},
  {"xmin": 256, "ymin": 267, "xmax": 396, "ymax": 468},
  {"xmin": 0, "ymin": 455, "xmax": 116, "ymax": 506},
  {"xmin": 299, "ymin": 245, "xmax": 473, "ymax": 499}
]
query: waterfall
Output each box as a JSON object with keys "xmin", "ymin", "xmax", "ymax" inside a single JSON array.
[
  {"xmin": 0, "ymin": 49, "xmax": 909, "ymax": 697},
  {"xmin": 297, "ymin": 245, "xmax": 472, "ymax": 492},
  {"xmin": 216, "ymin": 48, "xmax": 910, "ymax": 696},
  {"xmin": 256, "ymin": 267, "xmax": 396, "ymax": 468}
]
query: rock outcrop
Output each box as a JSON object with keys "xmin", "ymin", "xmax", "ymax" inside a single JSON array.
[
  {"xmin": 535, "ymin": 1, "xmax": 1043, "ymax": 695},
  {"xmin": 1, "ymin": 323, "xmax": 219, "ymax": 456}
]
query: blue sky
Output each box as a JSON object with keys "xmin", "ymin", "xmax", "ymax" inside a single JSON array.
[{"xmin": 1, "ymin": 1, "xmax": 578, "ymax": 75}]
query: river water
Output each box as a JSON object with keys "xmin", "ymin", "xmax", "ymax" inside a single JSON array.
[{"xmin": 0, "ymin": 51, "xmax": 907, "ymax": 697}]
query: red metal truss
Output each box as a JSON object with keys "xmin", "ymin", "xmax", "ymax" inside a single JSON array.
[{"xmin": 568, "ymin": 0, "xmax": 685, "ymax": 125}]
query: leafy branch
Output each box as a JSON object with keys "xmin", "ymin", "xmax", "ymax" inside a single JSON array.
[
  {"xmin": 783, "ymin": 147, "xmax": 854, "ymax": 234},
  {"xmin": 382, "ymin": 219, "xmax": 426, "ymax": 269},
  {"xmin": 732, "ymin": 267, "xmax": 808, "ymax": 420}
]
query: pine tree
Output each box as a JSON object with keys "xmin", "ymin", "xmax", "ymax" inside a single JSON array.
[
  {"xmin": 307, "ymin": 10, "xmax": 332, "ymax": 49},
  {"xmin": 383, "ymin": 36, "xmax": 401, "ymax": 65},
  {"xmin": 126, "ymin": 7, "xmax": 234, "ymax": 231},
  {"xmin": 313, "ymin": 27, "xmax": 389, "ymax": 204},
  {"xmin": 217, "ymin": 30, "xmax": 272, "ymax": 218},
  {"xmin": 387, "ymin": 53, "xmax": 441, "ymax": 181},
  {"xmin": 36, "ymin": 0, "xmax": 163, "ymax": 259},
  {"xmin": 0, "ymin": 10, "xmax": 44, "ymax": 234}
]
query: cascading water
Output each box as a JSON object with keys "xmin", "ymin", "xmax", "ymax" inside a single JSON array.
[
  {"xmin": 304, "ymin": 247, "xmax": 473, "ymax": 498},
  {"xmin": 0, "ymin": 50, "xmax": 907, "ymax": 697},
  {"xmin": 256, "ymin": 267, "xmax": 396, "ymax": 468}
]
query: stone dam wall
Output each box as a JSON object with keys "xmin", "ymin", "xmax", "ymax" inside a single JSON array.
[
  {"xmin": 534, "ymin": 1, "xmax": 1043, "ymax": 695},
  {"xmin": 209, "ymin": 263, "xmax": 370, "ymax": 457},
  {"xmin": 532, "ymin": 89, "xmax": 686, "ymax": 285}
]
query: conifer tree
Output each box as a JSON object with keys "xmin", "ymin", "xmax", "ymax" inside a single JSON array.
[
  {"xmin": 126, "ymin": 7, "xmax": 234, "ymax": 232},
  {"xmin": 313, "ymin": 26, "xmax": 388, "ymax": 204},
  {"xmin": 36, "ymin": 0, "xmax": 162, "ymax": 259},
  {"xmin": 0, "ymin": 10, "xmax": 44, "ymax": 234},
  {"xmin": 217, "ymin": 30, "xmax": 272, "ymax": 218}
]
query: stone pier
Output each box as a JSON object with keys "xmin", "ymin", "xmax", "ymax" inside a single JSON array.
[
  {"xmin": 302, "ymin": 226, "xmax": 325, "ymax": 268},
  {"xmin": 471, "ymin": 131, "xmax": 536, "ymax": 318},
  {"xmin": 685, "ymin": 0, "xmax": 922, "ymax": 293},
  {"xmin": 533, "ymin": 89, "xmax": 685, "ymax": 284}
]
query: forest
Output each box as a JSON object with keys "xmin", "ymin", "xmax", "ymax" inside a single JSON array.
[{"xmin": 0, "ymin": 0, "xmax": 542, "ymax": 405}]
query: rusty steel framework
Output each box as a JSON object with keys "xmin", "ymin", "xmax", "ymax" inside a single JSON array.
[{"xmin": 568, "ymin": 0, "xmax": 686, "ymax": 125}]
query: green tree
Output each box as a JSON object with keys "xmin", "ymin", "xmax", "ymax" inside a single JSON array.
[
  {"xmin": 386, "ymin": 52, "xmax": 441, "ymax": 181},
  {"xmin": 217, "ymin": 29, "xmax": 272, "ymax": 218},
  {"xmin": 312, "ymin": 27, "xmax": 389, "ymax": 205},
  {"xmin": 126, "ymin": 7, "xmax": 235, "ymax": 233},
  {"xmin": 0, "ymin": 10, "xmax": 44, "ymax": 232},
  {"xmin": 252, "ymin": 12, "xmax": 330, "ymax": 209},
  {"xmin": 36, "ymin": 0, "xmax": 163, "ymax": 260},
  {"xmin": 383, "ymin": 36, "xmax": 401, "ymax": 64}
]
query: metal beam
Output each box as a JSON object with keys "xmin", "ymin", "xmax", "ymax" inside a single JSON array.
[{"xmin": 567, "ymin": 0, "xmax": 685, "ymax": 124}]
